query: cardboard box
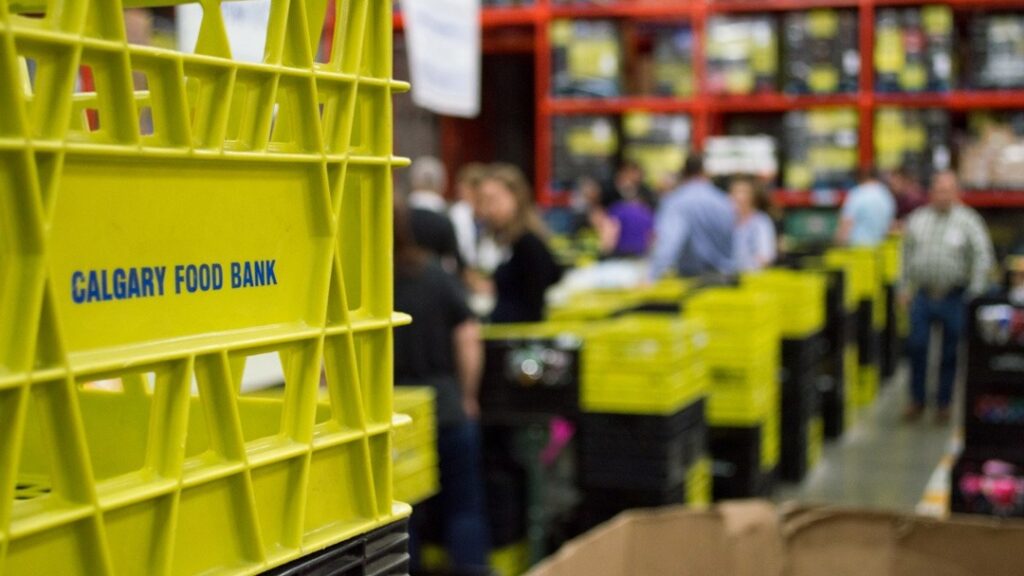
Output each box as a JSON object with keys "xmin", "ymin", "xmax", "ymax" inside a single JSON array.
[{"xmin": 528, "ymin": 501, "xmax": 1024, "ymax": 576}]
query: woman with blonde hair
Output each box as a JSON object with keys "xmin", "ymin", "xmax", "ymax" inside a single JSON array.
[{"xmin": 478, "ymin": 164, "xmax": 562, "ymax": 323}]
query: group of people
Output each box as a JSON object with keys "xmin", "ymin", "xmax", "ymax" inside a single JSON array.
[
  {"xmin": 393, "ymin": 158, "xmax": 563, "ymax": 572},
  {"xmin": 575, "ymin": 157, "xmax": 779, "ymax": 275}
]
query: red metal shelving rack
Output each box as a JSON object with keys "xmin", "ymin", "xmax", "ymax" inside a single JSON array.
[{"xmin": 392, "ymin": 0, "xmax": 1024, "ymax": 208}]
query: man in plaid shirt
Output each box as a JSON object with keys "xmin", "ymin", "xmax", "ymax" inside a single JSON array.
[{"xmin": 902, "ymin": 171, "xmax": 994, "ymax": 424}]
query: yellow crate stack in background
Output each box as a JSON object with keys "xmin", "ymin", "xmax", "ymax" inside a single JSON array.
[
  {"xmin": 741, "ymin": 270, "xmax": 827, "ymax": 339},
  {"xmin": 0, "ymin": 0, "xmax": 409, "ymax": 574},
  {"xmin": 582, "ymin": 314, "xmax": 709, "ymax": 415},
  {"xmin": 687, "ymin": 288, "xmax": 782, "ymax": 471},
  {"xmin": 393, "ymin": 387, "xmax": 439, "ymax": 506},
  {"xmin": 826, "ymin": 247, "xmax": 883, "ymax": 408}
]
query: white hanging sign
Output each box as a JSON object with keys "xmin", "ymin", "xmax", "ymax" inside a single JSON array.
[{"xmin": 402, "ymin": 0, "xmax": 482, "ymax": 118}]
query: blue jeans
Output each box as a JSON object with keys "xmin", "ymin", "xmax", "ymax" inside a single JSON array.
[
  {"xmin": 410, "ymin": 421, "xmax": 490, "ymax": 571},
  {"xmin": 907, "ymin": 289, "xmax": 966, "ymax": 409}
]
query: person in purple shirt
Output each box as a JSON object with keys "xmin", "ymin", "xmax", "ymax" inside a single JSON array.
[
  {"xmin": 590, "ymin": 179, "xmax": 655, "ymax": 257},
  {"xmin": 649, "ymin": 155, "xmax": 737, "ymax": 279}
]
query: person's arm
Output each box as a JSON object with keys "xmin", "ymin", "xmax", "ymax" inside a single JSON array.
[
  {"xmin": 966, "ymin": 211, "xmax": 996, "ymax": 298},
  {"xmin": 649, "ymin": 197, "xmax": 690, "ymax": 280},
  {"xmin": 453, "ymin": 319, "xmax": 483, "ymax": 420},
  {"xmin": 900, "ymin": 214, "xmax": 918, "ymax": 307},
  {"xmin": 834, "ymin": 197, "xmax": 855, "ymax": 245},
  {"xmin": 756, "ymin": 215, "xmax": 778, "ymax": 268},
  {"xmin": 591, "ymin": 209, "xmax": 621, "ymax": 255}
]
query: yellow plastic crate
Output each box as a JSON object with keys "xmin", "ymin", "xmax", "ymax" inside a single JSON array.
[
  {"xmin": 742, "ymin": 269, "xmax": 827, "ymax": 338},
  {"xmin": 547, "ymin": 291, "xmax": 643, "ymax": 322},
  {"xmin": 393, "ymin": 387, "xmax": 439, "ymax": 506},
  {"xmin": 687, "ymin": 288, "xmax": 781, "ymax": 333},
  {"xmin": 685, "ymin": 457, "xmax": 712, "ymax": 508},
  {"xmin": 0, "ymin": 0, "xmax": 408, "ymax": 574},
  {"xmin": 881, "ymin": 236, "xmax": 903, "ymax": 285},
  {"xmin": 763, "ymin": 407, "xmax": 781, "ymax": 471},
  {"xmin": 807, "ymin": 416, "xmax": 825, "ymax": 471},
  {"xmin": 582, "ymin": 315, "xmax": 709, "ymax": 415},
  {"xmin": 827, "ymin": 247, "xmax": 886, "ymax": 330},
  {"xmin": 858, "ymin": 365, "xmax": 880, "ymax": 408}
]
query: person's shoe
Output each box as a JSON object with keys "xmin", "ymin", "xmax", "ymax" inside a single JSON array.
[
  {"xmin": 934, "ymin": 407, "xmax": 952, "ymax": 426},
  {"xmin": 902, "ymin": 404, "xmax": 925, "ymax": 423}
]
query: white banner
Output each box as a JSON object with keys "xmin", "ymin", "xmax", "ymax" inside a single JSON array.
[{"xmin": 403, "ymin": 0, "xmax": 481, "ymax": 118}]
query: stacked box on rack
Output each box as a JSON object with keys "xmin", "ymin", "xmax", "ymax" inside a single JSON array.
[
  {"xmin": 968, "ymin": 13, "xmax": 1024, "ymax": 90},
  {"xmin": 875, "ymin": 107, "xmax": 952, "ymax": 186},
  {"xmin": 784, "ymin": 107, "xmax": 860, "ymax": 191},
  {"xmin": 952, "ymin": 298, "xmax": 1024, "ymax": 518},
  {"xmin": 742, "ymin": 270, "xmax": 828, "ymax": 482},
  {"xmin": 622, "ymin": 111, "xmax": 692, "ymax": 191},
  {"xmin": 827, "ymin": 247, "xmax": 884, "ymax": 409},
  {"xmin": 706, "ymin": 15, "xmax": 779, "ymax": 95},
  {"xmin": 0, "ymin": 0, "xmax": 411, "ymax": 573},
  {"xmin": 551, "ymin": 19, "xmax": 623, "ymax": 98},
  {"xmin": 687, "ymin": 288, "xmax": 781, "ymax": 499},
  {"xmin": 649, "ymin": 25, "xmax": 696, "ymax": 98},
  {"xmin": 393, "ymin": 387, "xmax": 439, "ymax": 506},
  {"xmin": 552, "ymin": 115, "xmax": 619, "ymax": 196},
  {"xmin": 481, "ymin": 323, "xmax": 584, "ymax": 419},
  {"xmin": 782, "ymin": 9, "xmax": 859, "ymax": 95},
  {"xmin": 875, "ymin": 6, "xmax": 955, "ymax": 93}
]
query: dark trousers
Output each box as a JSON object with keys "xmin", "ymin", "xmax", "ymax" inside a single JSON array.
[
  {"xmin": 907, "ymin": 289, "xmax": 966, "ymax": 409},
  {"xmin": 410, "ymin": 421, "xmax": 490, "ymax": 571}
]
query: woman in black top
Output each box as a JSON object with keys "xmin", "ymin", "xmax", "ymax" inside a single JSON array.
[
  {"xmin": 392, "ymin": 200, "xmax": 490, "ymax": 571},
  {"xmin": 478, "ymin": 164, "xmax": 563, "ymax": 323}
]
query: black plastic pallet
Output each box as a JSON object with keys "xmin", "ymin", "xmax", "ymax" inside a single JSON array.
[
  {"xmin": 264, "ymin": 519, "xmax": 410, "ymax": 576},
  {"xmin": 709, "ymin": 425, "xmax": 769, "ymax": 500},
  {"xmin": 480, "ymin": 338, "xmax": 581, "ymax": 419},
  {"xmin": 577, "ymin": 400, "xmax": 707, "ymax": 491},
  {"xmin": 880, "ymin": 284, "xmax": 901, "ymax": 380}
]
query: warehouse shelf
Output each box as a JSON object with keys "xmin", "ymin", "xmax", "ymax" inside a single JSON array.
[
  {"xmin": 774, "ymin": 191, "xmax": 1024, "ymax": 209},
  {"xmin": 389, "ymin": 1, "xmax": 1024, "ymax": 210},
  {"xmin": 549, "ymin": 2, "xmax": 697, "ymax": 20},
  {"xmin": 710, "ymin": 93, "xmax": 861, "ymax": 113},
  {"xmin": 875, "ymin": 91, "xmax": 1024, "ymax": 110},
  {"xmin": 707, "ymin": 0, "xmax": 861, "ymax": 14},
  {"xmin": 393, "ymin": 6, "xmax": 541, "ymax": 31},
  {"xmin": 545, "ymin": 97, "xmax": 699, "ymax": 115}
]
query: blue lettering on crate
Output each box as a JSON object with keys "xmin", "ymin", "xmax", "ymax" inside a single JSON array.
[
  {"xmin": 231, "ymin": 260, "xmax": 278, "ymax": 289},
  {"xmin": 71, "ymin": 259, "xmax": 278, "ymax": 305}
]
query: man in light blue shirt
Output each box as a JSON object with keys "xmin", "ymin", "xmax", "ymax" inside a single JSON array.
[
  {"xmin": 836, "ymin": 168, "xmax": 896, "ymax": 247},
  {"xmin": 649, "ymin": 155, "xmax": 736, "ymax": 279}
]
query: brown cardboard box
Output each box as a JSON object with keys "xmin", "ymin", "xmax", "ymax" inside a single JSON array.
[{"xmin": 528, "ymin": 501, "xmax": 1024, "ymax": 576}]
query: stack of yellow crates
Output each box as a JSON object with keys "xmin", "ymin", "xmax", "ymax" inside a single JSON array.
[
  {"xmin": 685, "ymin": 457, "xmax": 714, "ymax": 507},
  {"xmin": 742, "ymin": 269, "xmax": 827, "ymax": 476},
  {"xmin": 687, "ymin": 288, "xmax": 782, "ymax": 473},
  {"xmin": 582, "ymin": 314, "xmax": 709, "ymax": 415},
  {"xmin": 393, "ymin": 387, "xmax": 440, "ymax": 506},
  {"xmin": 826, "ymin": 247, "xmax": 883, "ymax": 408}
]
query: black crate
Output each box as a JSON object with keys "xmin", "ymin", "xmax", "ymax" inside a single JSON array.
[
  {"xmin": 481, "ymin": 338, "xmax": 581, "ymax": 420},
  {"xmin": 966, "ymin": 298, "xmax": 1024, "ymax": 386},
  {"xmin": 856, "ymin": 300, "xmax": 881, "ymax": 368},
  {"xmin": 951, "ymin": 448, "xmax": 1024, "ymax": 519},
  {"xmin": 264, "ymin": 519, "xmax": 410, "ymax": 576},
  {"xmin": 963, "ymin": 385, "xmax": 1024, "ymax": 451},
  {"xmin": 881, "ymin": 284, "xmax": 902, "ymax": 380},
  {"xmin": 782, "ymin": 333, "xmax": 827, "ymax": 377},
  {"xmin": 577, "ymin": 400, "xmax": 707, "ymax": 491},
  {"xmin": 710, "ymin": 425, "xmax": 770, "ymax": 500}
]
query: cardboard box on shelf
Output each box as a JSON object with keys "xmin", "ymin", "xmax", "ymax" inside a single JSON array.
[{"xmin": 528, "ymin": 501, "xmax": 1024, "ymax": 576}]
